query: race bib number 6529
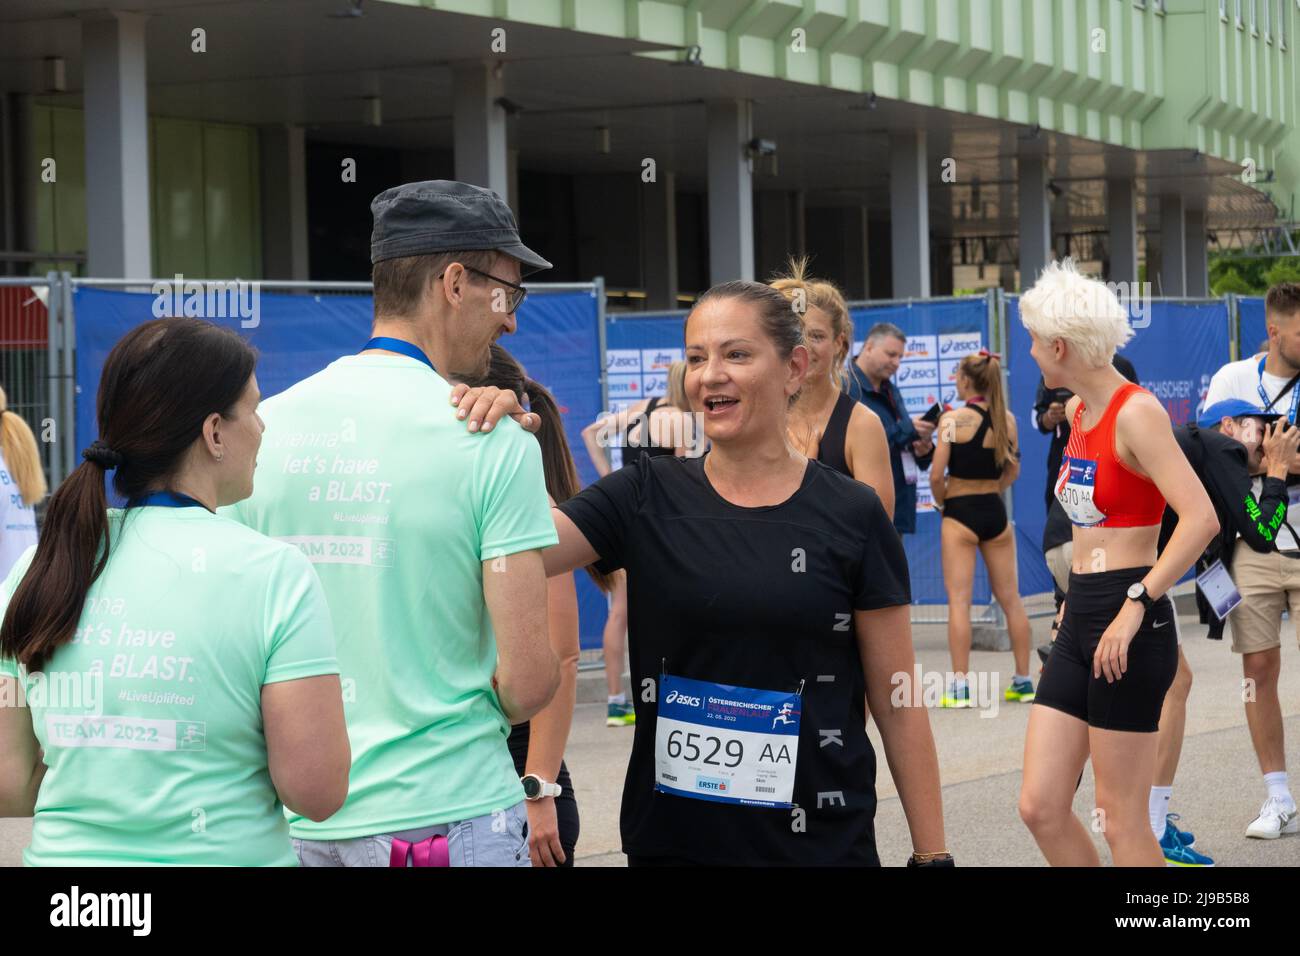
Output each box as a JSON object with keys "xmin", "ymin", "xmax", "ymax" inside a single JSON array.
[{"xmin": 654, "ymin": 674, "xmax": 801, "ymax": 808}]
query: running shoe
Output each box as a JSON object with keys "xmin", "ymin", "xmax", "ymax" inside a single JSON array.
[
  {"xmin": 939, "ymin": 682, "xmax": 972, "ymax": 709},
  {"xmin": 606, "ymin": 701, "xmax": 636, "ymax": 727},
  {"xmin": 1245, "ymin": 796, "xmax": 1299, "ymax": 839},
  {"xmin": 1004, "ymin": 676, "xmax": 1035, "ymax": 702},
  {"xmin": 1160, "ymin": 826, "xmax": 1214, "ymax": 866},
  {"xmin": 1165, "ymin": 813, "xmax": 1195, "ymax": 847}
]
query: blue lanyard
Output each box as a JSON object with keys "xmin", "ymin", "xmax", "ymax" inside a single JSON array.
[
  {"xmin": 129, "ymin": 490, "xmax": 209, "ymax": 510},
  {"xmin": 362, "ymin": 337, "xmax": 437, "ymax": 373},
  {"xmin": 1257, "ymin": 356, "xmax": 1300, "ymax": 424}
]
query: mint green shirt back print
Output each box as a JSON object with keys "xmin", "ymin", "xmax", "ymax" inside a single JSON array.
[
  {"xmin": 0, "ymin": 507, "xmax": 339, "ymax": 866},
  {"xmin": 223, "ymin": 354, "xmax": 558, "ymax": 840}
]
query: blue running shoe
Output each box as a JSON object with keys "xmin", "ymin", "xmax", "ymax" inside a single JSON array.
[
  {"xmin": 1165, "ymin": 813, "xmax": 1195, "ymax": 847},
  {"xmin": 1004, "ymin": 676, "xmax": 1035, "ymax": 702},
  {"xmin": 1161, "ymin": 825, "xmax": 1214, "ymax": 866}
]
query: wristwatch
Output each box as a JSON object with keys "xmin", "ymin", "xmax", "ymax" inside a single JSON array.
[
  {"xmin": 1126, "ymin": 582, "xmax": 1156, "ymax": 610},
  {"xmin": 521, "ymin": 774, "xmax": 562, "ymax": 801}
]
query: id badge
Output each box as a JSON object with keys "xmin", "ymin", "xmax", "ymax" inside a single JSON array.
[
  {"xmin": 1196, "ymin": 559, "xmax": 1243, "ymax": 621},
  {"xmin": 654, "ymin": 674, "xmax": 801, "ymax": 808},
  {"xmin": 901, "ymin": 451, "xmax": 919, "ymax": 486},
  {"xmin": 1054, "ymin": 457, "xmax": 1106, "ymax": 527}
]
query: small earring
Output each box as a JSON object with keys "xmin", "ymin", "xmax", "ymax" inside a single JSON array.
[{"xmin": 215, "ymin": 453, "xmax": 224, "ymax": 462}]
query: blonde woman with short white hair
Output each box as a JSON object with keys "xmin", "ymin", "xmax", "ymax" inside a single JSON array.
[{"xmin": 1016, "ymin": 259, "xmax": 1218, "ymax": 867}]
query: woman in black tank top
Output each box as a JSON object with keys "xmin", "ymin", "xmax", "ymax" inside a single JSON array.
[
  {"xmin": 769, "ymin": 262, "xmax": 895, "ymax": 519},
  {"xmin": 928, "ymin": 350, "xmax": 1034, "ymax": 709}
]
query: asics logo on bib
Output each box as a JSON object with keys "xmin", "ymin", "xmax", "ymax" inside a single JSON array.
[{"xmin": 664, "ymin": 690, "xmax": 701, "ymax": 707}]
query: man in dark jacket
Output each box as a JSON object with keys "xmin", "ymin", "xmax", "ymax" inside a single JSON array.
[
  {"xmin": 846, "ymin": 322, "xmax": 935, "ymax": 535},
  {"xmin": 1147, "ymin": 399, "xmax": 1298, "ymax": 866}
]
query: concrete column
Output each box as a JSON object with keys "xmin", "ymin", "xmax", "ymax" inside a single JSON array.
[
  {"xmin": 706, "ymin": 99, "xmax": 754, "ymax": 284},
  {"xmin": 755, "ymin": 191, "xmax": 799, "ymax": 281},
  {"xmin": 1159, "ymin": 193, "xmax": 1187, "ymax": 296},
  {"xmin": 452, "ymin": 62, "xmax": 508, "ymax": 197},
  {"xmin": 1184, "ymin": 206, "xmax": 1208, "ymax": 297},
  {"xmin": 889, "ymin": 130, "xmax": 930, "ymax": 298},
  {"xmin": 847, "ymin": 205, "xmax": 869, "ymax": 299},
  {"xmin": 259, "ymin": 125, "xmax": 309, "ymax": 280},
  {"xmin": 1106, "ymin": 177, "xmax": 1138, "ymax": 286},
  {"xmin": 83, "ymin": 12, "xmax": 152, "ymax": 277},
  {"xmin": 1018, "ymin": 151, "xmax": 1051, "ymax": 291},
  {"xmin": 506, "ymin": 147, "xmax": 519, "ymax": 215},
  {"xmin": 643, "ymin": 171, "xmax": 678, "ymax": 310},
  {"xmin": 792, "ymin": 190, "xmax": 806, "ymax": 258}
]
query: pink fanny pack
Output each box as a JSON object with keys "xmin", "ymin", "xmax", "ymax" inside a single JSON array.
[{"xmin": 389, "ymin": 835, "xmax": 450, "ymax": 867}]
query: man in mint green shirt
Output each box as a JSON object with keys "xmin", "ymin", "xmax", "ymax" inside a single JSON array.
[{"xmin": 225, "ymin": 181, "xmax": 560, "ymax": 866}]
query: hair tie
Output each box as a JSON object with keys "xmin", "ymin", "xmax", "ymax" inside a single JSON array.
[
  {"xmin": 82, "ymin": 440, "xmax": 124, "ymax": 470},
  {"xmin": 978, "ymin": 348, "xmax": 1002, "ymax": 361}
]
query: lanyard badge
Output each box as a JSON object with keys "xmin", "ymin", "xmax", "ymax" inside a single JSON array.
[{"xmin": 654, "ymin": 673, "xmax": 802, "ymax": 808}]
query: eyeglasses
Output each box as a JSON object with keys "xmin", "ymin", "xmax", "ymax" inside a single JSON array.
[{"xmin": 436, "ymin": 265, "xmax": 528, "ymax": 313}]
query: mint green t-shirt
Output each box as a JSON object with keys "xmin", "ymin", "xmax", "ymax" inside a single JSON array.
[
  {"xmin": 0, "ymin": 507, "xmax": 339, "ymax": 866},
  {"xmin": 223, "ymin": 354, "xmax": 558, "ymax": 839}
]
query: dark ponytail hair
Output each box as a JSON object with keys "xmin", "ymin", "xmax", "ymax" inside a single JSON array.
[
  {"xmin": 464, "ymin": 344, "xmax": 612, "ymax": 593},
  {"xmin": 688, "ymin": 280, "xmax": 805, "ymax": 406},
  {"xmin": 0, "ymin": 318, "xmax": 257, "ymax": 671}
]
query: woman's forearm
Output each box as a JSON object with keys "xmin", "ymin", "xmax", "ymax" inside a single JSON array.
[
  {"xmin": 524, "ymin": 651, "xmax": 577, "ymax": 782},
  {"xmin": 871, "ymin": 703, "xmax": 946, "ymax": 855},
  {"xmin": 0, "ymin": 757, "xmax": 44, "ymax": 817}
]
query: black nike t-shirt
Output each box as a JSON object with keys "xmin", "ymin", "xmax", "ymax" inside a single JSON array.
[{"xmin": 557, "ymin": 452, "xmax": 911, "ymax": 865}]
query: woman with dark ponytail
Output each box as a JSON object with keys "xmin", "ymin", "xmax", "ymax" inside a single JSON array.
[
  {"xmin": 463, "ymin": 344, "xmax": 609, "ymax": 867},
  {"xmin": 0, "ymin": 317, "xmax": 350, "ymax": 865}
]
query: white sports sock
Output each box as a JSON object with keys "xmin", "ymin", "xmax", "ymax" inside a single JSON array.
[
  {"xmin": 1149, "ymin": 786, "xmax": 1172, "ymax": 838},
  {"xmin": 608, "ymin": 694, "xmax": 626, "ymax": 706},
  {"xmin": 1012, "ymin": 674, "xmax": 1030, "ymax": 683},
  {"xmin": 1264, "ymin": 771, "xmax": 1293, "ymax": 807}
]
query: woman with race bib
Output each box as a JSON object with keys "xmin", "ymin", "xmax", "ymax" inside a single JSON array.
[
  {"xmin": 461, "ymin": 280, "xmax": 949, "ymax": 866},
  {"xmin": 1017, "ymin": 260, "xmax": 1217, "ymax": 866}
]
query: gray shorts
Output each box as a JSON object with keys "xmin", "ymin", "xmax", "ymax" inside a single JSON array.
[{"xmin": 292, "ymin": 801, "xmax": 531, "ymax": 867}]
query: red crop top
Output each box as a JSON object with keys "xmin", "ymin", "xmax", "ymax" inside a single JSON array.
[{"xmin": 1053, "ymin": 382, "xmax": 1166, "ymax": 528}]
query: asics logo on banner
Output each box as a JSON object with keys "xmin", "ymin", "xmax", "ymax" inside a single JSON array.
[
  {"xmin": 607, "ymin": 355, "xmax": 640, "ymax": 371},
  {"xmin": 664, "ymin": 690, "xmax": 701, "ymax": 707},
  {"xmin": 940, "ymin": 338, "xmax": 980, "ymax": 355},
  {"xmin": 897, "ymin": 364, "xmax": 938, "ymax": 384}
]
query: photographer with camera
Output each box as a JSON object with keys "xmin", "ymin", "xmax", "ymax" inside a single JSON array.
[
  {"xmin": 1199, "ymin": 282, "xmax": 1300, "ymax": 842},
  {"xmin": 1143, "ymin": 401, "xmax": 1299, "ymax": 864}
]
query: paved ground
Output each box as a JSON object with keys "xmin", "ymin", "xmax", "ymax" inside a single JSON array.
[{"xmin": 3, "ymin": 608, "xmax": 1298, "ymax": 867}]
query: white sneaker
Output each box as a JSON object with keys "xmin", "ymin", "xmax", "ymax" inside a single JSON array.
[{"xmin": 1245, "ymin": 796, "xmax": 1299, "ymax": 839}]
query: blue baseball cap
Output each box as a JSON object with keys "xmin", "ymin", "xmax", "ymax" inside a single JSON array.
[{"xmin": 1196, "ymin": 399, "xmax": 1283, "ymax": 429}]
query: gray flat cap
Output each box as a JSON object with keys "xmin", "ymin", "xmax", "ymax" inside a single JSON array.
[{"xmin": 369, "ymin": 180, "xmax": 552, "ymax": 274}]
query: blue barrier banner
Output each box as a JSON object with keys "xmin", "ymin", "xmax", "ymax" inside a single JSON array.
[
  {"xmin": 1007, "ymin": 297, "xmax": 1232, "ymax": 597},
  {"xmin": 1239, "ymin": 296, "xmax": 1267, "ymax": 360},
  {"xmin": 852, "ymin": 298, "xmax": 991, "ymax": 605},
  {"xmin": 72, "ymin": 285, "xmax": 610, "ymax": 650}
]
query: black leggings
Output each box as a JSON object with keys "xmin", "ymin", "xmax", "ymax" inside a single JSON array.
[
  {"xmin": 1034, "ymin": 566, "xmax": 1177, "ymax": 733},
  {"xmin": 942, "ymin": 492, "xmax": 1008, "ymax": 541}
]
